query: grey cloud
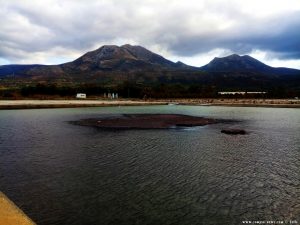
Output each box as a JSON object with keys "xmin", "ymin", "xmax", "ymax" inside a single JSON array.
[
  {"xmin": 158, "ymin": 11, "xmax": 300, "ymax": 60},
  {"xmin": 0, "ymin": 0, "xmax": 299, "ymax": 64}
]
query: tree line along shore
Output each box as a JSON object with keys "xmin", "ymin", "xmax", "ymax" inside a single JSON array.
[{"xmin": 0, "ymin": 82, "xmax": 299, "ymax": 100}]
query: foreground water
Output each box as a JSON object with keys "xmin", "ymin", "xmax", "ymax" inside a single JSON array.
[{"xmin": 0, "ymin": 105, "xmax": 299, "ymax": 225}]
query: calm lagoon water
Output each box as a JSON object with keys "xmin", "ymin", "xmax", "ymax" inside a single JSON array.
[{"xmin": 0, "ymin": 105, "xmax": 299, "ymax": 225}]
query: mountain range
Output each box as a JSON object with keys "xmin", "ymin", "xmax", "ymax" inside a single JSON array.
[{"xmin": 0, "ymin": 44, "xmax": 299, "ymax": 91}]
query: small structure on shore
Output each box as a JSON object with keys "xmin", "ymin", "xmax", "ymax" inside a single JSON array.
[
  {"xmin": 76, "ymin": 93, "xmax": 86, "ymax": 99},
  {"xmin": 218, "ymin": 91, "xmax": 267, "ymax": 95},
  {"xmin": 104, "ymin": 92, "xmax": 118, "ymax": 99}
]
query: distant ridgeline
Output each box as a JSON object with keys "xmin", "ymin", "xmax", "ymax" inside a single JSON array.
[{"xmin": 0, "ymin": 45, "xmax": 299, "ymax": 98}]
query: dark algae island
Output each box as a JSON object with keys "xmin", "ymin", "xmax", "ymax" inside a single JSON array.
[{"xmin": 71, "ymin": 114, "xmax": 219, "ymax": 129}]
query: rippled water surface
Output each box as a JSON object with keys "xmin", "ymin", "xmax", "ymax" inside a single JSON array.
[{"xmin": 0, "ymin": 105, "xmax": 299, "ymax": 225}]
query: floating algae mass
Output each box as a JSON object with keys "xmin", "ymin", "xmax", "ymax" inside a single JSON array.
[
  {"xmin": 221, "ymin": 128, "xmax": 247, "ymax": 135},
  {"xmin": 71, "ymin": 114, "xmax": 219, "ymax": 129}
]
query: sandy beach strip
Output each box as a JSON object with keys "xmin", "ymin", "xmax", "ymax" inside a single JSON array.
[
  {"xmin": 167, "ymin": 98, "xmax": 300, "ymax": 108},
  {"xmin": 0, "ymin": 99, "xmax": 299, "ymax": 109},
  {"xmin": 0, "ymin": 100, "xmax": 167, "ymax": 109},
  {"xmin": 0, "ymin": 192, "xmax": 36, "ymax": 225}
]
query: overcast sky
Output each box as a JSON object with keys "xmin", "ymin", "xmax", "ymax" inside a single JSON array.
[{"xmin": 1, "ymin": 0, "xmax": 300, "ymax": 68}]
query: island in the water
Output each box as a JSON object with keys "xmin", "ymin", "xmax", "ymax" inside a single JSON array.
[{"xmin": 71, "ymin": 114, "xmax": 219, "ymax": 129}]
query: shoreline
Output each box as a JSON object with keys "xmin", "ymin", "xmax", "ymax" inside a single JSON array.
[
  {"xmin": 0, "ymin": 100, "xmax": 167, "ymax": 110},
  {"xmin": 166, "ymin": 98, "xmax": 300, "ymax": 108},
  {"xmin": 179, "ymin": 103, "xmax": 300, "ymax": 108},
  {"xmin": 0, "ymin": 99, "xmax": 299, "ymax": 109}
]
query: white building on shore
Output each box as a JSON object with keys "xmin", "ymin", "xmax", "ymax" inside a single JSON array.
[{"xmin": 76, "ymin": 93, "xmax": 86, "ymax": 99}]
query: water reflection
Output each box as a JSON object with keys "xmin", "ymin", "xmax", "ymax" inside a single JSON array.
[{"xmin": 0, "ymin": 106, "xmax": 299, "ymax": 225}]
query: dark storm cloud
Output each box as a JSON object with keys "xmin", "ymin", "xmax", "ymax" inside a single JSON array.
[{"xmin": 159, "ymin": 11, "xmax": 300, "ymax": 60}]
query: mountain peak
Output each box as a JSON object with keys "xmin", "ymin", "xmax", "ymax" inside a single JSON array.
[
  {"xmin": 79, "ymin": 44, "xmax": 135, "ymax": 63},
  {"xmin": 121, "ymin": 44, "xmax": 141, "ymax": 48},
  {"xmin": 202, "ymin": 54, "xmax": 272, "ymax": 72},
  {"xmin": 67, "ymin": 44, "xmax": 177, "ymax": 71},
  {"xmin": 94, "ymin": 45, "xmax": 119, "ymax": 53},
  {"xmin": 211, "ymin": 54, "xmax": 242, "ymax": 64},
  {"xmin": 225, "ymin": 53, "xmax": 241, "ymax": 58},
  {"xmin": 98, "ymin": 44, "xmax": 119, "ymax": 49},
  {"xmin": 213, "ymin": 54, "xmax": 253, "ymax": 61}
]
